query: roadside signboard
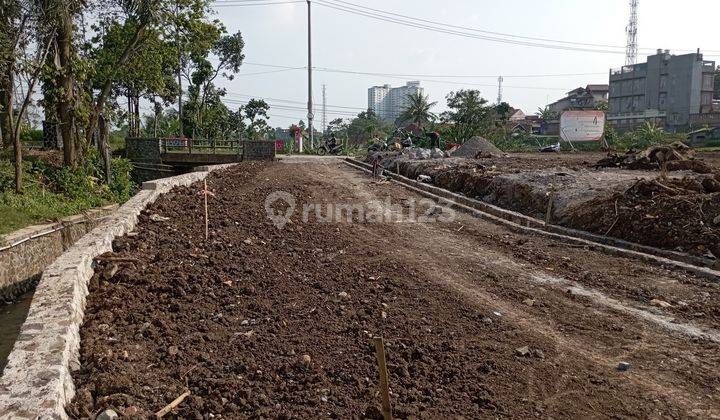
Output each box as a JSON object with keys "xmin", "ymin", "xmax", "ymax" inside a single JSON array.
[{"xmin": 560, "ymin": 110, "xmax": 605, "ymax": 142}]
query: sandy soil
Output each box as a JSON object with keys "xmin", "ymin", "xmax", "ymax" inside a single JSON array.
[{"xmin": 68, "ymin": 161, "xmax": 720, "ymax": 418}]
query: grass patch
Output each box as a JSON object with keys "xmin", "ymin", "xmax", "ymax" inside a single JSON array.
[{"xmin": 0, "ymin": 150, "xmax": 135, "ymax": 236}]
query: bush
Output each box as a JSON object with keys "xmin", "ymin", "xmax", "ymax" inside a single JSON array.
[
  {"xmin": 20, "ymin": 128, "xmax": 44, "ymax": 144},
  {"xmin": 0, "ymin": 151, "xmax": 137, "ymax": 235},
  {"xmin": 611, "ymin": 122, "xmax": 678, "ymax": 151}
]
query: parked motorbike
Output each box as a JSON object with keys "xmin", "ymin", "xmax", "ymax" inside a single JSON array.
[{"xmin": 317, "ymin": 138, "xmax": 343, "ymax": 155}]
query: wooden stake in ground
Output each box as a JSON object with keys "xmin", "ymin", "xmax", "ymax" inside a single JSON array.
[
  {"xmin": 200, "ymin": 180, "xmax": 215, "ymax": 240},
  {"xmin": 155, "ymin": 390, "xmax": 191, "ymax": 418},
  {"xmin": 374, "ymin": 336, "xmax": 393, "ymax": 420}
]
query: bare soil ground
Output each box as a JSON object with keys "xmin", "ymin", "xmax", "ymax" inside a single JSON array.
[
  {"xmin": 377, "ymin": 151, "xmax": 720, "ymax": 260},
  {"xmin": 69, "ymin": 161, "xmax": 720, "ymax": 418}
]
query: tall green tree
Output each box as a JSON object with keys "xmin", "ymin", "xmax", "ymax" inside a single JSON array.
[
  {"xmin": 0, "ymin": 0, "xmax": 56, "ymax": 192},
  {"xmin": 440, "ymin": 90, "xmax": 495, "ymax": 143},
  {"xmin": 242, "ymin": 98, "xmax": 269, "ymax": 140},
  {"xmin": 347, "ymin": 109, "xmax": 393, "ymax": 145},
  {"xmin": 398, "ymin": 92, "xmax": 437, "ymax": 127},
  {"xmin": 495, "ymin": 102, "xmax": 511, "ymax": 122},
  {"xmin": 536, "ymin": 106, "xmax": 559, "ymax": 121}
]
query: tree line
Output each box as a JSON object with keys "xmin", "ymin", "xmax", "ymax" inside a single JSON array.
[
  {"xmin": 324, "ymin": 90, "xmax": 513, "ymax": 146},
  {"xmin": 0, "ymin": 0, "xmax": 269, "ymax": 194}
]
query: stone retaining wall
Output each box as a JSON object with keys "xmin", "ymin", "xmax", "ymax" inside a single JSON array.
[
  {"xmin": 0, "ymin": 207, "xmax": 117, "ymax": 302},
  {"xmin": 0, "ymin": 164, "xmax": 236, "ymax": 420}
]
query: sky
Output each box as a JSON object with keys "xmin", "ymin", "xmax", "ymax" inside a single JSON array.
[{"xmin": 209, "ymin": 0, "xmax": 720, "ymax": 129}]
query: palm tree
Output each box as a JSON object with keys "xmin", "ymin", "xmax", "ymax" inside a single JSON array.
[{"xmin": 399, "ymin": 92, "xmax": 437, "ymax": 127}]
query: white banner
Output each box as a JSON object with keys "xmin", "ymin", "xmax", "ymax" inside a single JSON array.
[{"xmin": 560, "ymin": 110, "xmax": 605, "ymax": 142}]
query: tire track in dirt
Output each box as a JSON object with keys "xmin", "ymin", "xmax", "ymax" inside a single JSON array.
[
  {"xmin": 317, "ymin": 162, "xmax": 720, "ymax": 417},
  {"xmin": 69, "ymin": 162, "xmax": 720, "ymax": 418}
]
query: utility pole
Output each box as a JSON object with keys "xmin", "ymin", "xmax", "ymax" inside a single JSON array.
[
  {"xmin": 175, "ymin": 0, "xmax": 184, "ymax": 138},
  {"xmin": 322, "ymin": 84, "xmax": 327, "ymax": 134},
  {"xmin": 307, "ymin": 0, "xmax": 314, "ymax": 150},
  {"xmin": 497, "ymin": 76, "xmax": 503, "ymax": 104},
  {"xmin": 625, "ymin": 0, "xmax": 639, "ymax": 66}
]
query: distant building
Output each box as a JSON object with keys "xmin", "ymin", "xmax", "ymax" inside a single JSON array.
[
  {"xmin": 367, "ymin": 81, "xmax": 423, "ymax": 123},
  {"xmin": 608, "ymin": 49, "xmax": 716, "ymax": 131},
  {"xmin": 547, "ymin": 84, "xmax": 609, "ymax": 114}
]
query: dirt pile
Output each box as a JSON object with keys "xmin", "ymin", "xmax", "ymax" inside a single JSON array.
[
  {"xmin": 377, "ymin": 151, "xmax": 719, "ymax": 258},
  {"xmin": 594, "ymin": 142, "xmax": 716, "ymax": 173},
  {"xmin": 566, "ymin": 175, "xmax": 720, "ymax": 259},
  {"xmin": 451, "ymin": 136, "xmax": 503, "ymax": 158}
]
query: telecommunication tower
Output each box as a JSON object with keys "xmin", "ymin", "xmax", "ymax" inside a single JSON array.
[
  {"xmin": 497, "ymin": 76, "xmax": 503, "ymax": 104},
  {"xmin": 322, "ymin": 84, "xmax": 327, "ymax": 134},
  {"xmin": 625, "ymin": 0, "xmax": 639, "ymax": 66}
]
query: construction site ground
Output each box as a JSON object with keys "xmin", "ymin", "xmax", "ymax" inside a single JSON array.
[
  {"xmin": 67, "ymin": 160, "xmax": 720, "ymax": 418},
  {"xmin": 378, "ymin": 150, "xmax": 720, "ymax": 260}
]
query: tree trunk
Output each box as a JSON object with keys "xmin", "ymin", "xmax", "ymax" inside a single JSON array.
[
  {"xmin": 8, "ymin": 86, "xmax": 21, "ymax": 193},
  {"xmin": 98, "ymin": 114, "xmax": 112, "ymax": 185},
  {"xmin": 134, "ymin": 94, "xmax": 140, "ymax": 137},
  {"xmin": 86, "ymin": 24, "xmax": 146, "ymax": 145},
  {"xmin": 56, "ymin": 19, "xmax": 76, "ymax": 167},
  {"xmin": 127, "ymin": 91, "xmax": 133, "ymax": 136},
  {"xmin": 0, "ymin": 71, "xmax": 13, "ymax": 149}
]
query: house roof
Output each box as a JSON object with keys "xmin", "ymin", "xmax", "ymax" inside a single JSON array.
[{"xmin": 585, "ymin": 84, "xmax": 609, "ymax": 92}]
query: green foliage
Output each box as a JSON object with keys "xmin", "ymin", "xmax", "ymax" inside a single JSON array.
[
  {"xmin": 346, "ymin": 109, "xmax": 394, "ymax": 145},
  {"xmin": 398, "ymin": 92, "xmax": 437, "ymax": 127},
  {"xmin": 536, "ymin": 106, "xmax": 559, "ymax": 121},
  {"xmin": 495, "ymin": 102, "xmax": 511, "ymax": 122},
  {"xmin": 611, "ymin": 122, "xmax": 678, "ymax": 150},
  {"xmin": 20, "ymin": 128, "xmax": 43, "ymax": 144},
  {"xmin": 0, "ymin": 152, "xmax": 136, "ymax": 235},
  {"xmin": 441, "ymin": 90, "xmax": 500, "ymax": 143},
  {"xmin": 242, "ymin": 98, "xmax": 270, "ymax": 140}
]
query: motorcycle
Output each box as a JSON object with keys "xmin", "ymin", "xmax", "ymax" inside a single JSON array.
[{"xmin": 317, "ymin": 138, "xmax": 343, "ymax": 155}]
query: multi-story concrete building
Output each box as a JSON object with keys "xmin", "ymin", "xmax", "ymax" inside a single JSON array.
[
  {"xmin": 608, "ymin": 49, "xmax": 716, "ymax": 131},
  {"xmin": 367, "ymin": 81, "xmax": 423, "ymax": 123}
]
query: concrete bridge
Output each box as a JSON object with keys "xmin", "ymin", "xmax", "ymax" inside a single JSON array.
[{"xmin": 126, "ymin": 137, "xmax": 275, "ymax": 181}]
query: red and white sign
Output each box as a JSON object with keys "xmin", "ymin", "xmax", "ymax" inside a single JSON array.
[{"xmin": 560, "ymin": 110, "xmax": 605, "ymax": 142}]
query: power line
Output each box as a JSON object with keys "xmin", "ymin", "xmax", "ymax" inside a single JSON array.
[
  {"xmin": 235, "ymin": 67, "xmax": 305, "ymax": 76},
  {"xmin": 222, "ymin": 97, "xmax": 359, "ymax": 116},
  {"xmin": 313, "ymin": 0, "xmax": 628, "ymax": 55},
  {"xmin": 317, "ymin": 0, "xmax": 720, "ymax": 56},
  {"xmin": 242, "ymin": 62, "xmax": 606, "ymax": 78},
  {"xmin": 224, "ymin": 91, "xmax": 367, "ymax": 111},
  {"xmin": 240, "ymin": 62, "xmax": 581, "ymax": 91},
  {"xmin": 211, "ymin": 0, "xmax": 720, "ymax": 56}
]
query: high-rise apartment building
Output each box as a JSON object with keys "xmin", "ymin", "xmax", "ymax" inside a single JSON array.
[{"xmin": 367, "ymin": 81, "xmax": 423, "ymax": 123}]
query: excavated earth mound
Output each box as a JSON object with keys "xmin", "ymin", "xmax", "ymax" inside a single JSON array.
[
  {"xmin": 450, "ymin": 136, "xmax": 503, "ymax": 158},
  {"xmin": 380, "ymin": 153, "xmax": 720, "ymax": 259}
]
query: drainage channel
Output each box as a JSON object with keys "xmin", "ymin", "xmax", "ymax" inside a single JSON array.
[
  {"xmin": 344, "ymin": 158, "xmax": 720, "ymax": 282},
  {"xmin": 0, "ymin": 286, "xmax": 35, "ymax": 372}
]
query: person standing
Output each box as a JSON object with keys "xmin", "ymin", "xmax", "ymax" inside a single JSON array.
[{"xmin": 428, "ymin": 131, "xmax": 440, "ymax": 149}]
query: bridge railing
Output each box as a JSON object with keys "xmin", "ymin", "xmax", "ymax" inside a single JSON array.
[{"xmin": 160, "ymin": 138, "xmax": 242, "ymax": 155}]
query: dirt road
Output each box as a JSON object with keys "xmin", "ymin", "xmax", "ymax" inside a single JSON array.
[{"xmin": 69, "ymin": 161, "xmax": 720, "ymax": 418}]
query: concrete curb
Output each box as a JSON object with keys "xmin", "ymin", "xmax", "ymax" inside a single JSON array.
[
  {"xmin": 344, "ymin": 158, "xmax": 720, "ymax": 282},
  {"xmin": 0, "ymin": 164, "xmax": 236, "ymax": 420}
]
